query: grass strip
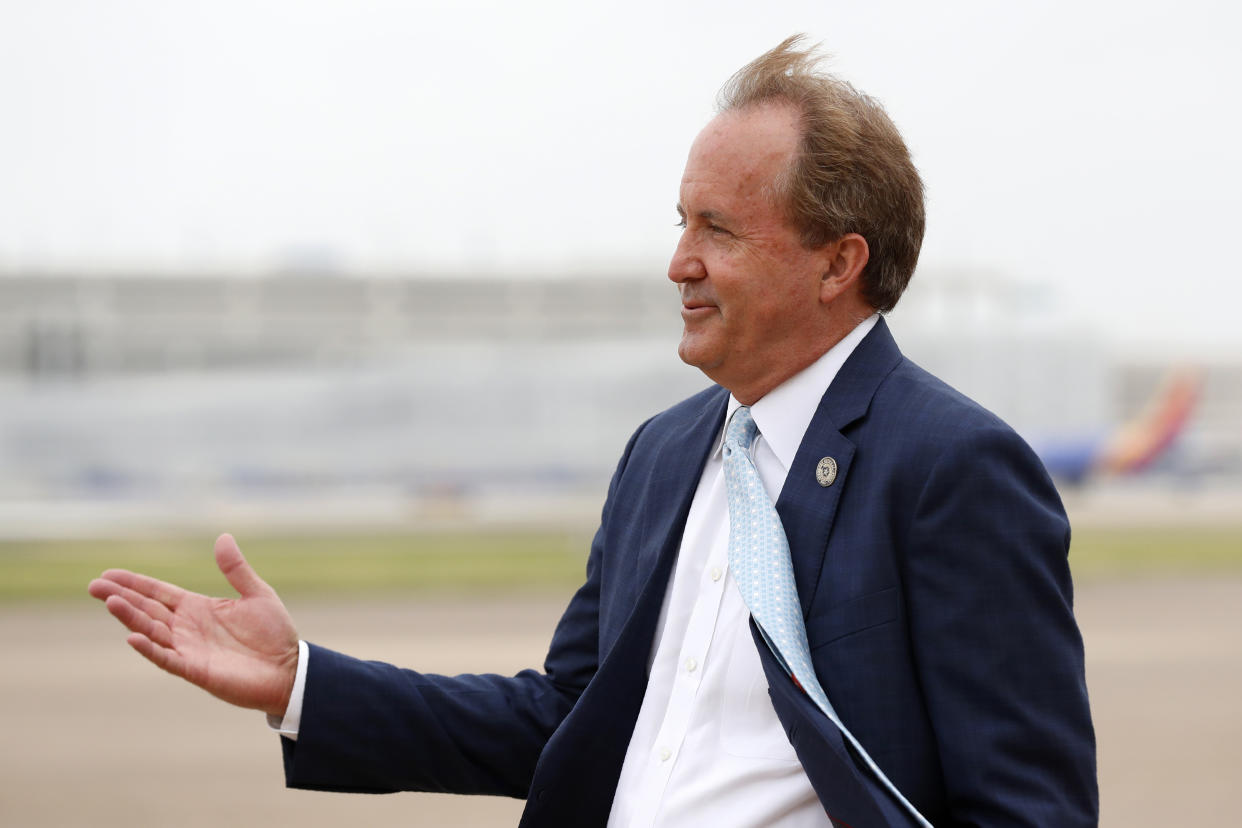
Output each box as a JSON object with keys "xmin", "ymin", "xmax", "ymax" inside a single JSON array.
[
  {"xmin": 1, "ymin": 530, "xmax": 593, "ymax": 602},
  {"xmin": 1, "ymin": 525, "xmax": 1239, "ymax": 602}
]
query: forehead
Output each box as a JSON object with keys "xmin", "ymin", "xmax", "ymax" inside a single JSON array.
[{"xmin": 681, "ymin": 102, "xmax": 801, "ymax": 206}]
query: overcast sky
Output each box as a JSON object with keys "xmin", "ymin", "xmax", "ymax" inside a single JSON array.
[{"xmin": 2, "ymin": 0, "xmax": 1239, "ymax": 350}]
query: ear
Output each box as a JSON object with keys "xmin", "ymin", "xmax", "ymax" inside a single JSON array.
[{"xmin": 818, "ymin": 233, "xmax": 870, "ymax": 304}]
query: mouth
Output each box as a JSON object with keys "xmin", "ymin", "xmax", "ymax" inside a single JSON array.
[
  {"xmin": 680, "ymin": 303, "xmax": 718, "ymax": 324},
  {"xmin": 680, "ymin": 294, "xmax": 717, "ymax": 313}
]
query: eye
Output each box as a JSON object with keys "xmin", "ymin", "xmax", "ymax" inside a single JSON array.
[
  {"xmin": 675, "ymin": 218, "xmax": 687, "ymax": 229},
  {"xmin": 709, "ymin": 224, "xmax": 731, "ymax": 237}
]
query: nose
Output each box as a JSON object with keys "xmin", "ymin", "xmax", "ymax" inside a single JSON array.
[{"xmin": 667, "ymin": 233, "xmax": 706, "ymax": 285}]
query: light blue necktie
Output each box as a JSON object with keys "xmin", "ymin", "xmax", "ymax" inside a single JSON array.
[{"xmin": 723, "ymin": 406, "xmax": 931, "ymax": 828}]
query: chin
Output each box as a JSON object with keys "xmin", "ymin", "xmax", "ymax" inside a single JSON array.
[
  {"xmin": 676, "ymin": 337, "xmax": 701, "ymax": 368},
  {"xmin": 677, "ymin": 336, "xmax": 722, "ymax": 374}
]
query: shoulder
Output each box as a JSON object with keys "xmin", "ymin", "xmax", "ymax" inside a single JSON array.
[
  {"xmin": 874, "ymin": 356, "xmax": 1010, "ymax": 435},
  {"xmin": 822, "ymin": 316, "xmax": 1018, "ymax": 451},
  {"xmin": 857, "ymin": 354, "xmax": 1054, "ymax": 488},
  {"xmin": 652, "ymin": 384, "xmax": 728, "ymax": 425},
  {"xmin": 627, "ymin": 384, "xmax": 727, "ymax": 445},
  {"xmin": 604, "ymin": 384, "xmax": 726, "ymax": 482}
]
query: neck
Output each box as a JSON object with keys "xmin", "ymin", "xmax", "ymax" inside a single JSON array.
[{"xmin": 725, "ymin": 330, "xmax": 858, "ymax": 406}]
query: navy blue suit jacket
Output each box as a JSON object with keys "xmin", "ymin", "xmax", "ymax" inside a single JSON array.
[{"xmin": 282, "ymin": 319, "xmax": 1098, "ymax": 827}]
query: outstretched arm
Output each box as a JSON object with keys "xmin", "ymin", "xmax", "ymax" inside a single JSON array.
[{"xmin": 87, "ymin": 533, "xmax": 300, "ymax": 720}]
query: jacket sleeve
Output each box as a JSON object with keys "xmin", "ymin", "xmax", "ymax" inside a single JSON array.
[
  {"xmin": 903, "ymin": 423, "xmax": 1098, "ymax": 827},
  {"xmin": 280, "ymin": 422, "xmax": 648, "ymax": 798}
]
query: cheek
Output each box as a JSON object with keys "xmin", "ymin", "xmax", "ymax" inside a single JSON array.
[
  {"xmin": 711, "ymin": 248, "xmax": 816, "ymax": 331},
  {"xmin": 761, "ymin": 260, "xmax": 823, "ymax": 320},
  {"xmin": 736, "ymin": 281, "xmax": 806, "ymax": 330}
]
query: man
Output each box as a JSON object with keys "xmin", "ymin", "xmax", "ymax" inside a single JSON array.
[{"xmin": 90, "ymin": 36, "xmax": 1097, "ymax": 826}]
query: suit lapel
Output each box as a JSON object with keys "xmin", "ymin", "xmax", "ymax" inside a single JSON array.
[
  {"xmin": 775, "ymin": 318, "xmax": 904, "ymax": 617},
  {"xmin": 631, "ymin": 388, "xmax": 729, "ymax": 591},
  {"xmin": 518, "ymin": 390, "xmax": 727, "ymax": 828}
]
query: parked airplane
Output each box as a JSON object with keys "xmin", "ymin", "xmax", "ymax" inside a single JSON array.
[{"xmin": 1034, "ymin": 369, "xmax": 1203, "ymax": 485}]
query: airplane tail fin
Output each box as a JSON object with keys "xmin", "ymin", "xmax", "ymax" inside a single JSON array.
[{"xmin": 1095, "ymin": 368, "xmax": 1202, "ymax": 475}]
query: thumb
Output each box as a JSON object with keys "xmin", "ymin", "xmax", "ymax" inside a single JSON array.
[{"xmin": 214, "ymin": 533, "xmax": 272, "ymax": 598}]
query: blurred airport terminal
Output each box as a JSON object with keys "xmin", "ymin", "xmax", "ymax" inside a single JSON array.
[{"xmin": 2, "ymin": 271, "xmax": 1240, "ymax": 537}]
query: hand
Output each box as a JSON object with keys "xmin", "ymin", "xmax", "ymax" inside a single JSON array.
[{"xmin": 88, "ymin": 533, "xmax": 300, "ymax": 719}]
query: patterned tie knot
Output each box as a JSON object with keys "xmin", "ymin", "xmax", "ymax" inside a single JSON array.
[{"xmin": 724, "ymin": 406, "xmax": 759, "ymax": 456}]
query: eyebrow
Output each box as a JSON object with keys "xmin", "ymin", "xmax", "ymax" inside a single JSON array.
[{"xmin": 675, "ymin": 204, "xmax": 730, "ymax": 223}]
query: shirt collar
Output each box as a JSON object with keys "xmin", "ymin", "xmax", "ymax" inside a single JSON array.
[{"xmin": 713, "ymin": 314, "xmax": 878, "ymax": 468}]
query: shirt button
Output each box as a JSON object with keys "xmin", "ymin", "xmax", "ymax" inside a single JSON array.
[
  {"xmin": 659, "ymin": 747, "xmax": 672, "ymax": 762},
  {"xmin": 685, "ymin": 657, "xmax": 698, "ymax": 673},
  {"xmin": 710, "ymin": 566, "xmax": 722, "ymax": 582}
]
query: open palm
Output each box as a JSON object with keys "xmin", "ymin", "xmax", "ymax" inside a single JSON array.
[{"xmin": 88, "ymin": 533, "xmax": 300, "ymax": 719}]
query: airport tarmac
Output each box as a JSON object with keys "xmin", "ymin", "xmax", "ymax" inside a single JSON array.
[{"xmin": 2, "ymin": 576, "xmax": 1239, "ymax": 827}]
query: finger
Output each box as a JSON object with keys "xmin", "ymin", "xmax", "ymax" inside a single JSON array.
[
  {"xmin": 90, "ymin": 569, "xmax": 186, "ymax": 611},
  {"xmin": 91, "ymin": 580, "xmax": 175, "ymax": 628},
  {"xmin": 88, "ymin": 577, "xmax": 122, "ymax": 602},
  {"xmin": 126, "ymin": 633, "xmax": 189, "ymax": 681},
  {"xmin": 214, "ymin": 533, "xmax": 273, "ymax": 599},
  {"xmin": 104, "ymin": 594, "xmax": 174, "ymax": 648}
]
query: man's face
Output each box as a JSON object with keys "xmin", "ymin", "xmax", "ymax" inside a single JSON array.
[{"xmin": 670, "ymin": 102, "xmax": 832, "ymax": 403}]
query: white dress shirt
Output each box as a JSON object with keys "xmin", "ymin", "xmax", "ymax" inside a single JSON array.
[
  {"xmin": 607, "ymin": 314, "xmax": 877, "ymax": 828},
  {"xmin": 275, "ymin": 316, "xmax": 880, "ymax": 825}
]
